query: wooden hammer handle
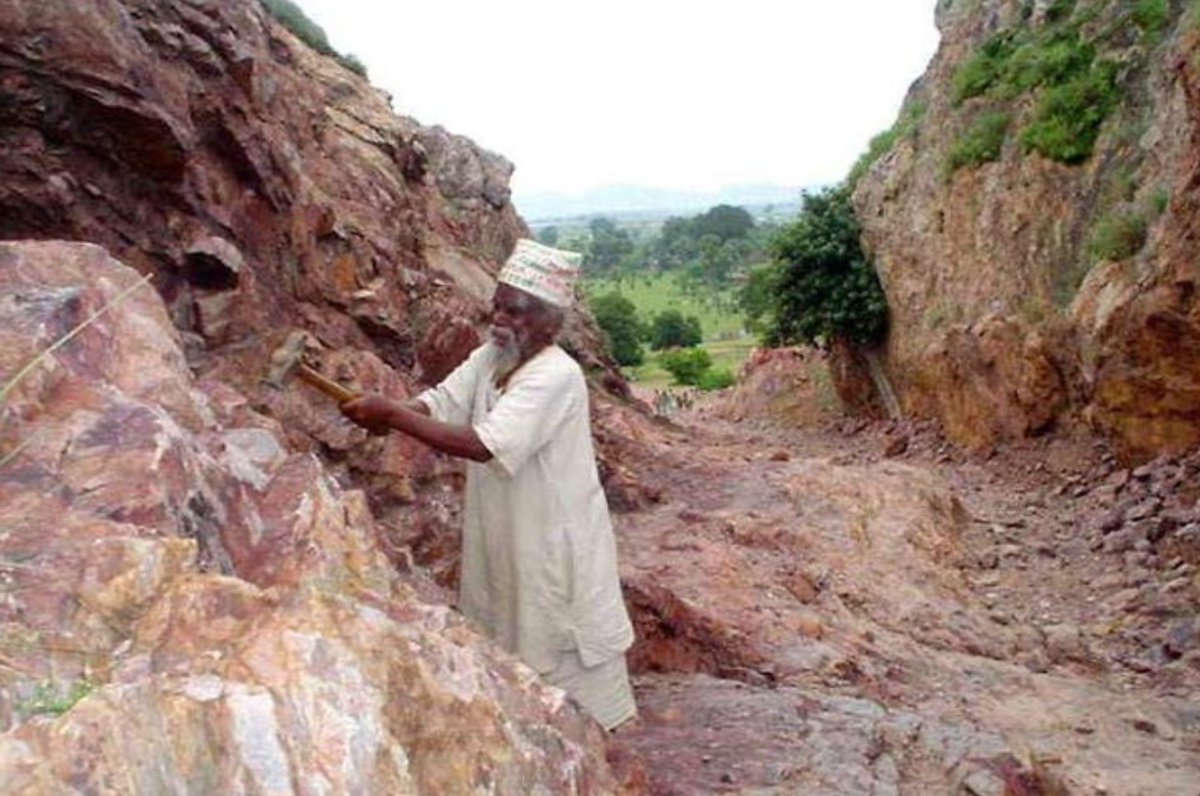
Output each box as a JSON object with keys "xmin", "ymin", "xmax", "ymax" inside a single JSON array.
[{"xmin": 296, "ymin": 364, "xmax": 359, "ymax": 404}]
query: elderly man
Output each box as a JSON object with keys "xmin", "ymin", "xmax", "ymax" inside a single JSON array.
[{"xmin": 342, "ymin": 239, "xmax": 637, "ymax": 730}]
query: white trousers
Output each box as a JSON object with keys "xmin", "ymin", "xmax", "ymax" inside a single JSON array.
[{"xmin": 544, "ymin": 650, "xmax": 637, "ymax": 731}]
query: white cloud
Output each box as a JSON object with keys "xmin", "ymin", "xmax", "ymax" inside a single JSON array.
[{"xmin": 293, "ymin": 0, "xmax": 940, "ymax": 196}]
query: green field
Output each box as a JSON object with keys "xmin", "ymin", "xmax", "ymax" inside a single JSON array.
[
  {"xmin": 581, "ymin": 271, "xmax": 758, "ymax": 387},
  {"xmin": 627, "ymin": 336, "xmax": 758, "ymax": 387},
  {"xmin": 582, "ymin": 272, "xmax": 745, "ymax": 340}
]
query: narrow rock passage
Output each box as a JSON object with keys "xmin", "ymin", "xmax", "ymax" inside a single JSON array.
[{"xmin": 607, "ymin": 400, "xmax": 1200, "ymax": 796}]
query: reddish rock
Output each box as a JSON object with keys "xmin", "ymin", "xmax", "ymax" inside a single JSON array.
[
  {"xmin": 0, "ymin": 242, "xmax": 622, "ymax": 793},
  {"xmin": 0, "ymin": 0, "xmax": 636, "ymax": 571},
  {"xmin": 716, "ymin": 346, "xmax": 845, "ymax": 426},
  {"xmin": 854, "ymin": 0, "xmax": 1200, "ymax": 459}
]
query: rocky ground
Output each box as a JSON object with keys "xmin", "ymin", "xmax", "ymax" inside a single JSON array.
[{"xmin": 608, "ymin": 394, "xmax": 1200, "ymax": 796}]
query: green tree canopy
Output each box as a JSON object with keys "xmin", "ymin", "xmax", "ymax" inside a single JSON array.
[
  {"xmin": 765, "ymin": 185, "xmax": 887, "ymax": 348},
  {"xmin": 648, "ymin": 309, "xmax": 703, "ymax": 351},
  {"xmin": 691, "ymin": 204, "xmax": 755, "ymax": 242},
  {"xmin": 585, "ymin": 218, "xmax": 635, "ymax": 273},
  {"xmin": 589, "ymin": 291, "xmax": 645, "ymax": 366},
  {"xmin": 737, "ymin": 262, "xmax": 782, "ymax": 335},
  {"xmin": 659, "ymin": 347, "xmax": 713, "ymax": 386}
]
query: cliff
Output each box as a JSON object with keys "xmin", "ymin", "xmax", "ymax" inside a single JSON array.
[
  {"xmin": 0, "ymin": 0, "xmax": 641, "ymax": 790},
  {"xmin": 854, "ymin": 0, "xmax": 1200, "ymax": 461},
  {"xmin": 0, "ymin": 0, "xmax": 651, "ymax": 577}
]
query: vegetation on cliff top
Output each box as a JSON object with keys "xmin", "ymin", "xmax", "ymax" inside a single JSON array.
[
  {"xmin": 946, "ymin": 0, "xmax": 1184, "ymax": 168},
  {"xmin": 260, "ymin": 0, "xmax": 368, "ymax": 77},
  {"xmin": 848, "ymin": 101, "xmax": 927, "ymax": 188}
]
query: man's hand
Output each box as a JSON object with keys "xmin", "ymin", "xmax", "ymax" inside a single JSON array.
[
  {"xmin": 341, "ymin": 393, "xmax": 396, "ymax": 434},
  {"xmin": 341, "ymin": 394, "xmax": 490, "ymax": 462}
]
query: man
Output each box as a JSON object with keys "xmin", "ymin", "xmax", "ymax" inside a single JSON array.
[{"xmin": 341, "ymin": 239, "xmax": 637, "ymax": 730}]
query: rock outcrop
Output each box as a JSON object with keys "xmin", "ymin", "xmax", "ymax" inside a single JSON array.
[
  {"xmin": 0, "ymin": 0, "xmax": 648, "ymax": 789},
  {"xmin": 715, "ymin": 347, "xmax": 850, "ymax": 427},
  {"xmin": 0, "ymin": 241, "xmax": 621, "ymax": 794},
  {"xmin": 0, "ymin": 0, "xmax": 648, "ymax": 588},
  {"xmin": 855, "ymin": 0, "xmax": 1200, "ymax": 461},
  {"xmin": 608, "ymin": 416, "xmax": 1200, "ymax": 795}
]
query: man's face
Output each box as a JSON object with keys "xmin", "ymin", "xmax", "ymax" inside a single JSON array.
[{"xmin": 489, "ymin": 284, "xmax": 547, "ymax": 354}]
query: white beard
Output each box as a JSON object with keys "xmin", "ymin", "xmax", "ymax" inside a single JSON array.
[{"xmin": 490, "ymin": 327, "xmax": 524, "ymax": 382}]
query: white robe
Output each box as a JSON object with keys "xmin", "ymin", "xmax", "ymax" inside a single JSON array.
[{"xmin": 417, "ymin": 343, "xmax": 635, "ymax": 675}]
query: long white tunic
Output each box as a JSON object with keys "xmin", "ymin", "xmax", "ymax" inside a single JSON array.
[{"xmin": 417, "ymin": 343, "xmax": 635, "ymax": 674}]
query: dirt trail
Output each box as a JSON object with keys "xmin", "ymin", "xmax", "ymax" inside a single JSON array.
[{"xmin": 608, "ymin": 400, "xmax": 1200, "ymax": 796}]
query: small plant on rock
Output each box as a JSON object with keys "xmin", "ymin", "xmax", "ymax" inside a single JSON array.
[
  {"xmin": 945, "ymin": 110, "xmax": 1012, "ymax": 176},
  {"xmin": 17, "ymin": 679, "xmax": 96, "ymax": 719},
  {"xmin": 260, "ymin": 0, "xmax": 335, "ymax": 55},
  {"xmin": 1133, "ymin": 0, "xmax": 1169, "ymax": 39},
  {"xmin": 1020, "ymin": 60, "xmax": 1120, "ymax": 163},
  {"xmin": 847, "ymin": 101, "xmax": 927, "ymax": 188},
  {"xmin": 1086, "ymin": 210, "xmax": 1148, "ymax": 263}
]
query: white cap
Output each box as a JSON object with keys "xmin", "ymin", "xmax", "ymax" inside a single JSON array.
[{"xmin": 496, "ymin": 239, "xmax": 582, "ymax": 308}]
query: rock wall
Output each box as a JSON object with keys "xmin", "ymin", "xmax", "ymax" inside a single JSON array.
[
  {"xmin": 0, "ymin": 1, "xmax": 652, "ymax": 789},
  {"xmin": 855, "ymin": 0, "xmax": 1200, "ymax": 461},
  {"xmin": 0, "ymin": 0, "xmax": 647, "ymax": 583},
  {"xmin": 0, "ymin": 242, "xmax": 621, "ymax": 794}
]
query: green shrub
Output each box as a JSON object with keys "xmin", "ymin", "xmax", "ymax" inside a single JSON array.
[
  {"xmin": 18, "ymin": 680, "xmax": 96, "ymax": 719},
  {"xmin": 590, "ymin": 292, "xmax": 646, "ymax": 366},
  {"xmin": 1001, "ymin": 31, "xmax": 1095, "ymax": 97},
  {"xmin": 945, "ymin": 110, "xmax": 1011, "ymax": 175},
  {"xmin": 950, "ymin": 13, "xmax": 1125, "ymax": 166},
  {"xmin": 1150, "ymin": 186, "xmax": 1170, "ymax": 216},
  {"xmin": 659, "ymin": 347, "xmax": 713, "ymax": 386},
  {"xmin": 737, "ymin": 263, "xmax": 781, "ymax": 335},
  {"xmin": 337, "ymin": 53, "xmax": 369, "ymax": 77},
  {"xmin": 1045, "ymin": 0, "xmax": 1077, "ymax": 24},
  {"xmin": 953, "ymin": 32, "xmax": 1019, "ymax": 105},
  {"xmin": 648, "ymin": 309, "xmax": 703, "ymax": 350},
  {"xmin": 1020, "ymin": 60, "xmax": 1119, "ymax": 163},
  {"xmin": 261, "ymin": 0, "xmax": 335, "ymax": 54},
  {"xmin": 261, "ymin": 0, "xmax": 370, "ymax": 76},
  {"xmin": 697, "ymin": 368, "xmax": 735, "ymax": 391},
  {"xmin": 1086, "ymin": 211, "xmax": 1148, "ymax": 262},
  {"xmin": 766, "ymin": 185, "xmax": 888, "ymax": 348},
  {"xmin": 1133, "ymin": 0, "xmax": 1169, "ymax": 37}
]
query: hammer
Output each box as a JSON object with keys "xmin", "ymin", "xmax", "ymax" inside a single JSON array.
[{"xmin": 264, "ymin": 330, "xmax": 359, "ymax": 404}]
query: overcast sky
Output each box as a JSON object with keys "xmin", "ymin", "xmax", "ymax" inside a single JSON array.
[{"xmin": 296, "ymin": 0, "xmax": 941, "ymax": 198}]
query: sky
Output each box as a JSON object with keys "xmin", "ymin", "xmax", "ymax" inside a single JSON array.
[{"xmin": 295, "ymin": 0, "xmax": 942, "ymax": 200}]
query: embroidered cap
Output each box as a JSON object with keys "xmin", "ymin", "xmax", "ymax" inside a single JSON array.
[{"xmin": 496, "ymin": 239, "xmax": 582, "ymax": 308}]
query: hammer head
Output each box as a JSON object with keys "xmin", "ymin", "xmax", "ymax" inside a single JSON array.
[{"xmin": 264, "ymin": 330, "xmax": 313, "ymax": 389}]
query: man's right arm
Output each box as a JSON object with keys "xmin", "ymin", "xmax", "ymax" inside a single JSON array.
[{"xmin": 341, "ymin": 394, "xmax": 493, "ymax": 462}]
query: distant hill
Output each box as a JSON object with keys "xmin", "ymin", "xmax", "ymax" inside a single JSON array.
[{"xmin": 515, "ymin": 183, "xmax": 810, "ymax": 223}]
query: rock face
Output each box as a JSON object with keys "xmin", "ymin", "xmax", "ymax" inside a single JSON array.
[
  {"xmin": 0, "ymin": 241, "xmax": 621, "ymax": 794},
  {"xmin": 0, "ymin": 0, "xmax": 642, "ymax": 589},
  {"xmin": 854, "ymin": 0, "xmax": 1200, "ymax": 461},
  {"xmin": 715, "ymin": 347, "xmax": 846, "ymax": 427}
]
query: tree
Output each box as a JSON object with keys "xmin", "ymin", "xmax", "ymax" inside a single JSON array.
[
  {"xmin": 766, "ymin": 185, "xmax": 887, "ymax": 348},
  {"xmin": 692, "ymin": 204, "xmax": 755, "ymax": 242},
  {"xmin": 737, "ymin": 263, "xmax": 781, "ymax": 335},
  {"xmin": 659, "ymin": 347, "xmax": 713, "ymax": 386},
  {"xmin": 649, "ymin": 310, "xmax": 702, "ymax": 350},
  {"xmin": 589, "ymin": 292, "xmax": 645, "ymax": 366},
  {"xmin": 537, "ymin": 226, "xmax": 560, "ymax": 246},
  {"xmin": 585, "ymin": 218, "xmax": 634, "ymax": 273}
]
